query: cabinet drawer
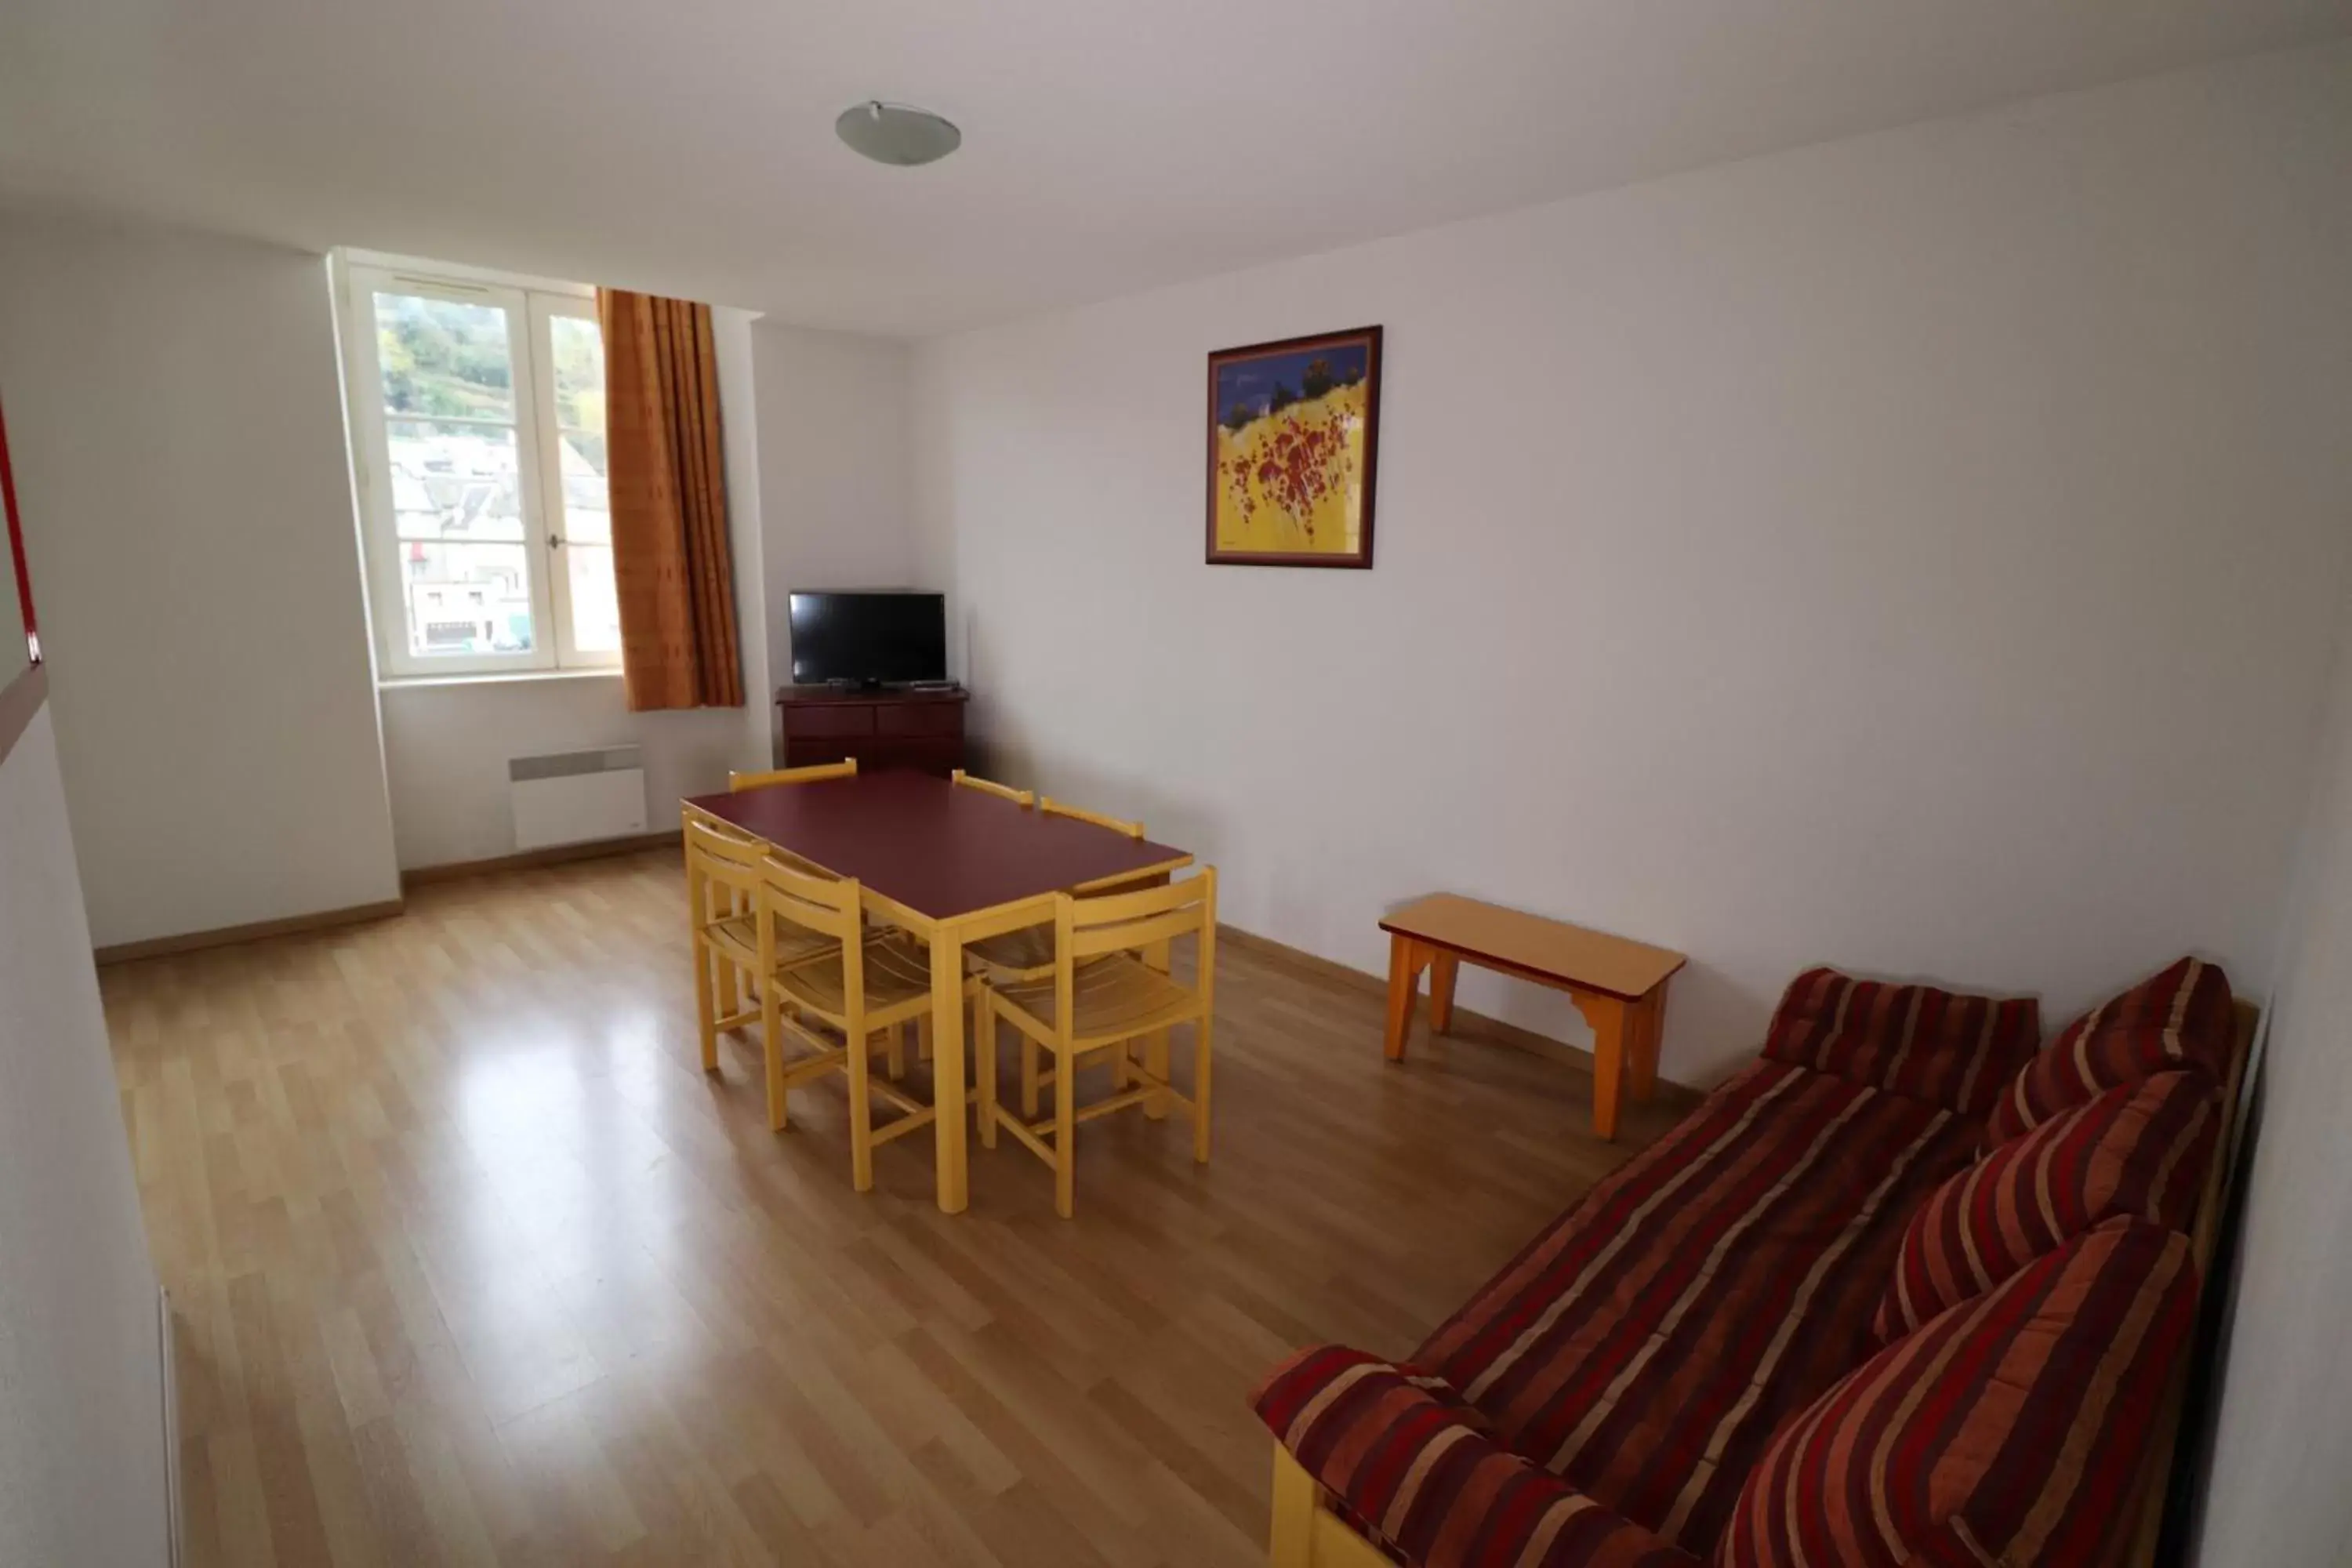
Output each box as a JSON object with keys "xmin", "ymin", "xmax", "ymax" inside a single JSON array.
[
  {"xmin": 782, "ymin": 739, "xmax": 855, "ymax": 768},
  {"xmin": 781, "ymin": 703, "xmax": 874, "ymax": 739},
  {"xmin": 785, "ymin": 736, "xmax": 961, "ymax": 776},
  {"xmin": 876, "ymin": 702, "xmax": 964, "ymax": 737}
]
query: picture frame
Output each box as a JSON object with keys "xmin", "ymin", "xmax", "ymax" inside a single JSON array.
[{"xmin": 1205, "ymin": 325, "xmax": 1382, "ymax": 568}]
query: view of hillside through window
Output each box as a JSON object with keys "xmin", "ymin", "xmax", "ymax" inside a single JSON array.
[{"xmin": 371, "ymin": 289, "xmax": 619, "ymax": 662}]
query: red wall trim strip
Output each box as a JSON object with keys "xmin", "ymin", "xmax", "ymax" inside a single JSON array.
[{"xmin": 0, "ymin": 391, "xmax": 37, "ymax": 663}]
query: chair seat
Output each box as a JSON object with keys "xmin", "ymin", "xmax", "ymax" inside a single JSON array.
[
  {"xmin": 703, "ymin": 913, "xmax": 844, "ymax": 975},
  {"xmin": 967, "ymin": 922, "xmax": 1054, "ymax": 978},
  {"xmin": 774, "ymin": 934, "xmax": 934, "ymax": 1022},
  {"xmin": 993, "ymin": 955, "xmax": 1200, "ymax": 1045}
]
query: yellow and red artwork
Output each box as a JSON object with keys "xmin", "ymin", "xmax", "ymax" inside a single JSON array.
[{"xmin": 1206, "ymin": 327, "xmax": 1381, "ymax": 568}]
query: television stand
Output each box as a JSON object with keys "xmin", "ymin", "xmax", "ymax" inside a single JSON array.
[{"xmin": 775, "ymin": 684, "xmax": 967, "ymax": 776}]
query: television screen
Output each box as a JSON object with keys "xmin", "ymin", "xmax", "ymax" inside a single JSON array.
[{"xmin": 788, "ymin": 591, "xmax": 947, "ymax": 686}]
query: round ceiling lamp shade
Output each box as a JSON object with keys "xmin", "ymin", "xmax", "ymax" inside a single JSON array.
[{"xmin": 836, "ymin": 101, "xmax": 961, "ymax": 167}]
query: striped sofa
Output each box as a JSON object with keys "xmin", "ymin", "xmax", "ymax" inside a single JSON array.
[{"xmin": 1255, "ymin": 960, "xmax": 2247, "ymax": 1568}]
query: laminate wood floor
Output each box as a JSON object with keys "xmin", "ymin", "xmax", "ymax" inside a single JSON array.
[{"xmin": 103, "ymin": 849, "xmax": 1693, "ymax": 1567}]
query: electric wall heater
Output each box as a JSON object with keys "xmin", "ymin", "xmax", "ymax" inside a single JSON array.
[{"xmin": 508, "ymin": 745, "xmax": 648, "ymax": 851}]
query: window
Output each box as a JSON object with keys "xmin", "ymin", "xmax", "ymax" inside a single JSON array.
[{"xmin": 339, "ymin": 260, "xmax": 619, "ymax": 677}]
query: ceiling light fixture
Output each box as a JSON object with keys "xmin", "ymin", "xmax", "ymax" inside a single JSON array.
[{"xmin": 835, "ymin": 101, "xmax": 961, "ymax": 167}]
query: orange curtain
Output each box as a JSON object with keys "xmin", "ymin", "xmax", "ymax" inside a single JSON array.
[{"xmin": 598, "ymin": 289, "xmax": 744, "ymax": 710}]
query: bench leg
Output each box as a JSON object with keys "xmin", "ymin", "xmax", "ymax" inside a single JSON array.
[
  {"xmin": 1628, "ymin": 985, "xmax": 1666, "ymax": 1103},
  {"xmin": 1428, "ymin": 950, "xmax": 1459, "ymax": 1035},
  {"xmin": 1575, "ymin": 992, "xmax": 1629, "ymax": 1142},
  {"xmin": 1383, "ymin": 934, "xmax": 1428, "ymax": 1061}
]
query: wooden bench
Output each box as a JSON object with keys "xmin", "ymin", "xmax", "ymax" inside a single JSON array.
[{"xmin": 1378, "ymin": 894, "xmax": 1686, "ymax": 1140}]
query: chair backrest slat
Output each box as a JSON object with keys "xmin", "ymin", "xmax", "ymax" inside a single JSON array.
[
  {"xmin": 686, "ymin": 817, "xmax": 770, "ymax": 899},
  {"xmin": 1066, "ymin": 875, "xmax": 1197, "ymax": 929},
  {"xmin": 761, "ymin": 855, "xmax": 862, "ymax": 941},
  {"xmin": 1058, "ymin": 869, "xmax": 1214, "ymax": 967},
  {"xmin": 1069, "ymin": 906, "xmax": 1201, "ymax": 960},
  {"xmin": 1040, "ymin": 797, "xmax": 1145, "ymax": 839},
  {"xmin": 952, "ymin": 770, "xmax": 1035, "ymax": 808},
  {"xmin": 731, "ymin": 759, "xmax": 856, "ymax": 792}
]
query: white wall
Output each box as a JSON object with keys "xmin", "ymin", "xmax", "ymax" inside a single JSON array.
[
  {"xmin": 378, "ymin": 681, "xmax": 757, "ymax": 869},
  {"xmin": 0, "ymin": 209, "xmax": 401, "ymax": 946},
  {"xmin": 0, "ymin": 492, "xmax": 24, "ymax": 688},
  {"xmin": 0, "ymin": 701, "xmax": 171, "ymax": 1566},
  {"xmin": 374, "ymin": 306, "xmax": 771, "ymax": 869},
  {"xmin": 754, "ymin": 323, "xmax": 916, "ymax": 691},
  {"xmin": 913, "ymin": 45, "xmax": 2352, "ymax": 1085},
  {"xmin": 2193, "ymin": 583, "xmax": 2352, "ymax": 1563}
]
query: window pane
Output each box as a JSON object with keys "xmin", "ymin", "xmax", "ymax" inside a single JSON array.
[
  {"xmin": 550, "ymin": 315, "xmax": 604, "ymax": 432},
  {"xmin": 374, "ymin": 292, "xmax": 515, "ymax": 419},
  {"xmin": 398, "ymin": 542, "xmax": 536, "ymax": 656},
  {"xmin": 564, "ymin": 543, "xmax": 621, "ymax": 653},
  {"xmin": 561, "ymin": 429, "xmax": 607, "ymax": 477},
  {"xmin": 554, "ymin": 432, "xmax": 610, "ymax": 545},
  {"xmin": 386, "ymin": 421, "xmax": 525, "ymax": 542}
]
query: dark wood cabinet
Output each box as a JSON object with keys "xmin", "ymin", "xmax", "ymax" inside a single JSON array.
[{"xmin": 775, "ymin": 685, "xmax": 967, "ymax": 775}]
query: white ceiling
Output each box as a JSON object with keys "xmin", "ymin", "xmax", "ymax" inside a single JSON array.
[{"xmin": 3, "ymin": 1, "xmax": 2347, "ymax": 336}]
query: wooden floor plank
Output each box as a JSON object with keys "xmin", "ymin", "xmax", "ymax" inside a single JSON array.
[{"xmin": 103, "ymin": 848, "xmax": 1688, "ymax": 1565}]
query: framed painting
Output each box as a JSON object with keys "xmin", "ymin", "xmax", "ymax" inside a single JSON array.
[{"xmin": 1206, "ymin": 325, "xmax": 1381, "ymax": 568}]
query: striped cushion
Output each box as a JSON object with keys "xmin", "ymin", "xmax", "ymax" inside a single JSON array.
[
  {"xmin": 1716, "ymin": 1218, "xmax": 2198, "ymax": 1568},
  {"xmin": 1984, "ymin": 956, "xmax": 2234, "ymax": 1146},
  {"xmin": 1762, "ymin": 967, "xmax": 2039, "ymax": 1117},
  {"xmin": 1411, "ymin": 1059, "xmax": 1979, "ymax": 1553},
  {"xmin": 1254, "ymin": 1346, "xmax": 1703, "ymax": 1568},
  {"xmin": 1873, "ymin": 1070, "xmax": 2219, "ymax": 1340}
]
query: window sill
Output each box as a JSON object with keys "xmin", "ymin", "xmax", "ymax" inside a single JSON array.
[{"xmin": 377, "ymin": 668, "xmax": 623, "ymax": 691}]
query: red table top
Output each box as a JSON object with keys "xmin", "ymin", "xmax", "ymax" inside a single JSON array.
[{"xmin": 681, "ymin": 770, "xmax": 1191, "ymax": 923}]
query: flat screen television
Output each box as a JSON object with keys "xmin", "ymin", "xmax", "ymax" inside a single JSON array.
[{"xmin": 788, "ymin": 591, "xmax": 947, "ymax": 687}]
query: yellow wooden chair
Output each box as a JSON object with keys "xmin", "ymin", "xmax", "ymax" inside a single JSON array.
[
  {"xmin": 950, "ymin": 768, "xmax": 1035, "ymax": 808},
  {"xmin": 965, "ymin": 797, "xmax": 1151, "ymax": 1116},
  {"xmin": 685, "ymin": 815, "xmax": 906, "ymax": 1124},
  {"xmin": 975, "ymin": 867, "xmax": 1217, "ymax": 1218},
  {"xmin": 695, "ymin": 759, "xmax": 859, "ymax": 1032},
  {"xmin": 760, "ymin": 857, "xmax": 938, "ymax": 1190},
  {"xmin": 729, "ymin": 758, "xmax": 857, "ymax": 791}
]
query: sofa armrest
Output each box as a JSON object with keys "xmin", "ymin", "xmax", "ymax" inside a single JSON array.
[{"xmin": 1254, "ymin": 1345, "xmax": 1702, "ymax": 1568}]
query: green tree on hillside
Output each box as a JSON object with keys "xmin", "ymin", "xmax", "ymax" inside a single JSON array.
[{"xmin": 376, "ymin": 295, "xmax": 514, "ymax": 419}]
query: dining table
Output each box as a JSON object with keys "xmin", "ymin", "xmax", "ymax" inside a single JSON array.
[{"xmin": 680, "ymin": 768, "xmax": 1193, "ymax": 1213}]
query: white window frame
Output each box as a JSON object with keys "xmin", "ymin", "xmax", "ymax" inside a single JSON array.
[
  {"xmin": 338, "ymin": 256, "xmax": 620, "ymax": 680},
  {"xmin": 530, "ymin": 290, "xmax": 614, "ymax": 672}
]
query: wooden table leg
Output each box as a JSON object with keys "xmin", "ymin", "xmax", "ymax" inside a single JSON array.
[
  {"xmin": 1428, "ymin": 950, "xmax": 1459, "ymax": 1035},
  {"xmin": 930, "ymin": 922, "xmax": 971, "ymax": 1213},
  {"xmin": 1628, "ymin": 985, "xmax": 1665, "ymax": 1103},
  {"xmin": 1573, "ymin": 991, "xmax": 1628, "ymax": 1142},
  {"xmin": 1383, "ymin": 934, "xmax": 1428, "ymax": 1061}
]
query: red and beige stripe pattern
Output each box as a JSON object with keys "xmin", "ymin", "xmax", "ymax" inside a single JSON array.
[
  {"xmin": 1252, "ymin": 1346, "xmax": 1704, "ymax": 1568},
  {"xmin": 1715, "ymin": 1218, "xmax": 2198, "ymax": 1568},
  {"xmin": 1762, "ymin": 967, "xmax": 2040, "ymax": 1118},
  {"xmin": 1408, "ymin": 1061, "xmax": 1979, "ymax": 1553},
  {"xmin": 1984, "ymin": 956, "xmax": 2233, "ymax": 1147},
  {"xmin": 1873, "ymin": 1069, "xmax": 2218, "ymax": 1340}
]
